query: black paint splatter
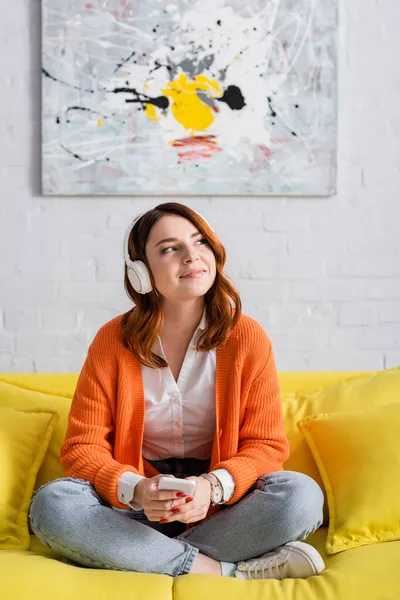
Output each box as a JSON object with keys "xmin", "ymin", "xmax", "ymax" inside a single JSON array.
[
  {"xmin": 218, "ymin": 85, "xmax": 245, "ymax": 110},
  {"xmin": 63, "ymin": 105, "xmax": 128, "ymax": 126},
  {"xmin": 60, "ymin": 143, "xmax": 84, "ymax": 161},
  {"xmin": 267, "ymin": 97, "xmax": 277, "ymax": 117},
  {"xmin": 42, "ymin": 68, "xmax": 94, "ymax": 94},
  {"xmin": 113, "ymin": 50, "xmax": 136, "ymax": 74},
  {"xmin": 112, "ymin": 86, "xmax": 169, "ymax": 110},
  {"xmin": 60, "ymin": 141, "xmax": 111, "ymax": 163},
  {"xmin": 66, "ymin": 106, "xmax": 93, "ymax": 115},
  {"xmin": 149, "ymin": 60, "xmax": 173, "ymax": 76}
]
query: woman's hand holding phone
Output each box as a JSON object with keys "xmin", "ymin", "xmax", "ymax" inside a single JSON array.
[
  {"xmin": 157, "ymin": 476, "xmax": 212, "ymax": 525},
  {"xmin": 134, "ymin": 475, "xmax": 192, "ymax": 522}
]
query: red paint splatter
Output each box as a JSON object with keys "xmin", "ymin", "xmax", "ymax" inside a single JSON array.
[
  {"xmin": 270, "ymin": 137, "xmax": 292, "ymax": 145},
  {"xmin": 178, "ymin": 149, "xmax": 216, "ymax": 162},
  {"xmin": 212, "ymin": 105, "xmax": 220, "ymax": 113},
  {"xmin": 258, "ymin": 144, "xmax": 272, "ymax": 159},
  {"xmin": 171, "ymin": 135, "xmax": 218, "ymax": 148},
  {"xmin": 172, "ymin": 135, "xmax": 222, "ymax": 163},
  {"xmin": 85, "ymin": 0, "xmax": 132, "ymax": 19},
  {"xmin": 109, "ymin": 0, "xmax": 133, "ymax": 19},
  {"xmin": 104, "ymin": 166, "xmax": 120, "ymax": 175}
]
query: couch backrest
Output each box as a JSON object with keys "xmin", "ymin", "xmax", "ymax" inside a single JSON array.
[
  {"xmin": 0, "ymin": 371, "xmax": 374, "ymax": 400},
  {"xmin": 0, "ymin": 371, "xmax": 375, "ymax": 494}
]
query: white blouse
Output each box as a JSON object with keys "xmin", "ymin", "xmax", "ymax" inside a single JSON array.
[{"xmin": 117, "ymin": 309, "xmax": 235, "ymax": 509}]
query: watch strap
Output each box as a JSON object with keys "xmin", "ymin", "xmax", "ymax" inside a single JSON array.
[{"xmin": 200, "ymin": 473, "xmax": 225, "ymax": 505}]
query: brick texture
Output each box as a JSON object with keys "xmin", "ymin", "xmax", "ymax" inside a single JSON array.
[{"xmin": 0, "ymin": 0, "xmax": 399, "ymax": 372}]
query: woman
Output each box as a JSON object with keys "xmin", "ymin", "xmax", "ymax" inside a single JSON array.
[{"xmin": 29, "ymin": 202, "xmax": 324, "ymax": 579}]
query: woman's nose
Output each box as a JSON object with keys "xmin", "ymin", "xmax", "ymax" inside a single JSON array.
[{"xmin": 184, "ymin": 250, "xmax": 199, "ymax": 263}]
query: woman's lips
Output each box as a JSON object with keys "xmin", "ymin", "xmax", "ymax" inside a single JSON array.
[{"xmin": 180, "ymin": 270, "xmax": 206, "ymax": 279}]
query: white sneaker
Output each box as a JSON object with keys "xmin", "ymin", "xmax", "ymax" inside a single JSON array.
[{"xmin": 235, "ymin": 541, "xmax": 326, "ymax": 580}]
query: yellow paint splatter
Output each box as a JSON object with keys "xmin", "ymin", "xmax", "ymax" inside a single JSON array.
[
  {"xmin": 97, "ymin": 118, "xmax": 103, "ymax": 127},
  {"xmin": 162, "ymin": 74, "xmax": 222, "ymax": 133},
  {"xmin": 144, "ymin": 104, "xmax": 159, "ymax": 123}
]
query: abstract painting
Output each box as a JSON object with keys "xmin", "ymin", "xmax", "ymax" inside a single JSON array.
[{"xmin": 42, "ymin": 0, "xmax": 338, "ymax": 195}]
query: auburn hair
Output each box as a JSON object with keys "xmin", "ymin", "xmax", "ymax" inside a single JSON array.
[{"xmin": 121, "ymin": 202, "xmax": 242, "ymax": 368}]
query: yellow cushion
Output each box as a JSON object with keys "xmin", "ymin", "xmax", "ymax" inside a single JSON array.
[
  {"xmin": 0, "ymin": 374, "xmax": 78, "ymax": 399},
  {"xmin": 0, "ymin": 406, "xmax": 58, "ymax": 550},
  {"xmin": 279, "ymin": 371, "xmax": 375, "ymax": 399},
  {"xmin": 282, "ymin": 367, "xmax": 400, "ymax": 525},
  {"xmin": 298, "ymin": 403, "xmax": 400, "ymax": 554},
  {"xmin": 0, "ymin": 379, "xmax": 71, "ymax": 490}
]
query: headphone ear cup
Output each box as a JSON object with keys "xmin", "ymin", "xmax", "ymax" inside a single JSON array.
[{"xmin": 127, "ymin": 260, "xmax": 153, "ymax": 294}]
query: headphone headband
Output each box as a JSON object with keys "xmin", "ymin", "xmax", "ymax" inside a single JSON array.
[{"xmin": 123, "ymin": 213, "xmax": 144, "ymax": 266}]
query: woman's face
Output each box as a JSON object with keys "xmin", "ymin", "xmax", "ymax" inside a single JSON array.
[{"xmin": 145, "ymin": 214, "xmax": 217, "ymax": 300}]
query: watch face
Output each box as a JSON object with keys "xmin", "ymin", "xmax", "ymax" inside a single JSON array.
[{"xmin": 213, "ymin": 485, "xmax": 223, "ymax": 503}]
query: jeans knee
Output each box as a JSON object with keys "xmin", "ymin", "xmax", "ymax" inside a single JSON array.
[
  {"xmin": 29, "ymin": 477, "xmax": 95, "ymax": 535},
  {"xmin": 258, "ymin": 470, "xmax": 324, "ymax": 535},
  {"xmin": 285, "ymin": 471, "xmax": 324, "ymax": 533}
]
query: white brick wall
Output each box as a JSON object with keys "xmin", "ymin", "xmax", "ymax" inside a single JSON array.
[{"xmin": 0, "ymin": 0, "xmax": 399, "ymax": 373}]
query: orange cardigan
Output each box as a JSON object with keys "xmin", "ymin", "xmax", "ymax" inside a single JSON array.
[{"xmin": 60, "ymin": 313, "xmax": 290, "ymax": 512}]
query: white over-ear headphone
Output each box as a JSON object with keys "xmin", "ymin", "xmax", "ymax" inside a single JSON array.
[{"xmin": 123, "ymin": 209, "xmax": 215, "ymax": 295}]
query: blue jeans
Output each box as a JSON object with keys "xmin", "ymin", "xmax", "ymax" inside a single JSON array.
[{"xmin": 28, "ymin": 457, "xmax": 324, "ymax": 577}]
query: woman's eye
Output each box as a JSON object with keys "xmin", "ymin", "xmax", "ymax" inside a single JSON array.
[
  {"xmin": 160, "ymin": 238, "xmax": 208, "ymax": 255},
  {"xmin": 160, "ymin": 246, "xmax": 176, "ymax": 254}
]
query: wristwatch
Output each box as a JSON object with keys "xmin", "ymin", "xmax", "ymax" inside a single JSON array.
[{"xmin": 200, "ymin": 473, "xmax": 225, "ymax": 505}]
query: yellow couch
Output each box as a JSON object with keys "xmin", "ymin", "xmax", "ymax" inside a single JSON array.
[{"xmin": 1, "ymin": 370, "xmax": 399, "ymax": 600}]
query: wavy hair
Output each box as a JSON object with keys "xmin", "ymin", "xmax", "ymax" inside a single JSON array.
[{"xmin": 121, "ymin": 202, "xmax": 242, "ymax": 368}]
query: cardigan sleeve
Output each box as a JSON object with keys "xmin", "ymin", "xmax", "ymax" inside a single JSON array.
[
  {"xmin": 212, "ymin": 335, "xmax": 290, "ymax": 504},
  {"xmin": 60, "ymin": 346, "xmax": 141, "ymax": 510}
]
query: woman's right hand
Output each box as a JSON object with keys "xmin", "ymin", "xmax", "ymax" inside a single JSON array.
[{"xmin": 134, "ymin": 474, "xmax": 190, "ymax": 522}]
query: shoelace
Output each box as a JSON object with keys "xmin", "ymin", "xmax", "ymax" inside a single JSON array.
[{"xmin": 238, "ymin": 554, "xmax": 285, "ymax": 580}]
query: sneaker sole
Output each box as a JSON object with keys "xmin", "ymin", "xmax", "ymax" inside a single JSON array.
[{"xmin": 284, "ymin": 541, "xmax": 326, "ymax": 575}]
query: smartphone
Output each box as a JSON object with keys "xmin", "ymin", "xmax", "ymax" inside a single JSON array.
[{"xmin": 158, "ymin": 476, "xmax": 196, "ymax": 496}]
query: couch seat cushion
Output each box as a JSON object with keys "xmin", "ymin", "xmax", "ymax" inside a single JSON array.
[
  {"xmin": 1, "ymin": 529, "xmax": 399, "ymax": 600},
  {"xmin": 0, "ymin": 537, "xmax": 172, "ymax": 600},
  {"xmin": 174, "ymin": 527, "xmax": 400, "ymax": 600}
]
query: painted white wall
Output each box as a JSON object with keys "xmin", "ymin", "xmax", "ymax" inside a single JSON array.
[{"xmin": 0, "ymin": 0, "xmax": 399, "ymax": 373}]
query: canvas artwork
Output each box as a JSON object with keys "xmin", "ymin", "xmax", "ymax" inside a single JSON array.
[{"xmin": 42, "ymin": 0, "xmax": 338, "ymax": 195}]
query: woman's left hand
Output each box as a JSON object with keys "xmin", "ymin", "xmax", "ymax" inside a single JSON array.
[{"xmin": 159, "ymin": 476, "xmax": 212, "ymax": 525}]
